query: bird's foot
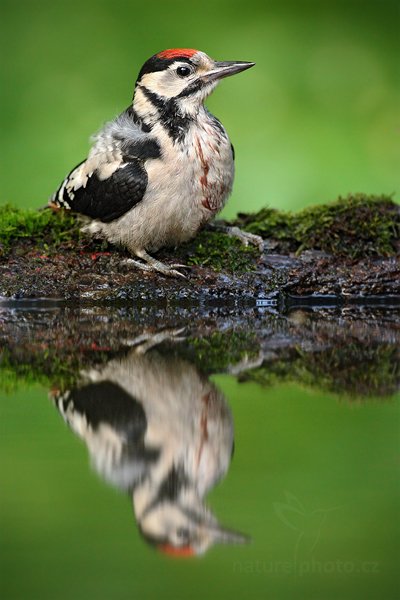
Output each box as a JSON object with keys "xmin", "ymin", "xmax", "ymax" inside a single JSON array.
[
  {"xmin": 227, "ymin": 350, "xmax": 266, "ymax": 375},
  {"xmin": 123, "ymin": 250, "xmax": 189, "ymax": 278},
  {"xmin": 207, "ymin": 221, "xmax": 264, "ymax": 252},
  {"xmin": 225, "ymin": 226, "xmax": 264, "ymax": 251}
]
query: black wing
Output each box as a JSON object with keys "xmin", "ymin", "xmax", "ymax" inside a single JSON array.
[
  {"xmin": 55, "ymin": 159, "xmax": 148, "ymax": 223},
  {"xmin": 56, "ymin": 380, "xmax": 159, "ymax": 464}
]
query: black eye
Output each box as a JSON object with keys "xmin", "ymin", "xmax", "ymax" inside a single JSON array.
[{"xmin": 176, "ymin": 66, "xmax": 192, "ymax": 77}]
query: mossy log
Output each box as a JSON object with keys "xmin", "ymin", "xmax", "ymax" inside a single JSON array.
[{"xmin": 0, "ymin": 194, "xmax": 399, "ymax": 301}]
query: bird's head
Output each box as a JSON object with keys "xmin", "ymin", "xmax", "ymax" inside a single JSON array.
[
  {"xmin": 136, "ymin": 487, "xmax": 249, "ymax": 557},
  {"xmin": 133, "ymin": 48, "xmax": 255, "ymax": 117}
]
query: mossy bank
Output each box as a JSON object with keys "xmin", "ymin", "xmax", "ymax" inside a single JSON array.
[{"xmin": 0, "ymin": 194, "xmax": 399, "ymax": 302}]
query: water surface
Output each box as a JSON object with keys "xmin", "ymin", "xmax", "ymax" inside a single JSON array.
[{"xmin": 1, "ymin": 303, "xmax": 399, "ymax": 599}]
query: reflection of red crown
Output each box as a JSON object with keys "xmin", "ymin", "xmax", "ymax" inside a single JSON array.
[
  {"xmin": 157, "ymin": 49, "xmax": 197, "ymax": 60},
  {"xmin": 158, "ymin": 543, "xmax": 195, "ymax": 558}
]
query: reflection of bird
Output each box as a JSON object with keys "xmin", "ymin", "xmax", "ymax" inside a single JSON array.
[
  {"xmin": 54, "ymin": 340, "xmax": 248, "ymax": 555},
  {"xmin": 50, "ymin": 49, "xmax": 261, "ymax": 277}
]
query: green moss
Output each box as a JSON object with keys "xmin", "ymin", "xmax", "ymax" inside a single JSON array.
[
  {"xmin": 236, "ymin": 207, "xmax": 295, "ymax": 242},
  {"xmin": 0, "ymin": 364, "xmax": 51, "ymax": 394},
  {"xmin": 0, "ymin": 331, "xmax": 259, "ymax": 393},
  {"xmin": 1, "ymin": 193, "xmax": 398, "ymax": 265},
  {"xmin": 0, "ymin": 205, "xmax": 79, "ymax": 254},
  {"xmin": 1, "ymin": 330, "xmax": 397, "ymax": 399},
  {"xmin": 0, "ymin": 344, "xmax": 114, "ymax": 394},
  {"xmin": 0, "ymin": 350, "xmax": 79, "ymax": 393},
  {"xmin": 0, "ymin": 205, "xmax": 258, "ymax": 272},
  {"xmin": 185, "ymin": 231, "xmax": 259, "ymax": 273},
  {"xmin": 237, "ymin": 194, "xmax": 399, "ymax": 258}
]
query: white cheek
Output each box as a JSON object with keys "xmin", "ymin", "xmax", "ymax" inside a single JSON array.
[
  {"xmin": 140, "ymin": 71, "xmax": 186, "ymax": 98},
  {"xmin": 161, "ymin": 77, "xmax": 187, "ymax": 98}
]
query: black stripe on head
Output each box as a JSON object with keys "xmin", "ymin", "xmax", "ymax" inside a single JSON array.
[
  {"xmin": 157, "ymin": 465, "xmax": 189, "ymax": 502},
  {"xmin": 141, "ymin": 464, "xmax": 190, "ymax": 520},
  {"xmin": 139, "ymin": 85, "xmax": 193, "ymax": 143},
  {"xmin": 126, "ymin": 105, "xmax": 153, "ymax": 133},
  {"xmin": 137, "ymin": 55, "xmax": 193, "ymax": 82},
  {"xmin": 139, "ymin": 85, "xmax": 168, "ymax": 113},
  {"xmin": 176, "ymin": 78, "xmax": 204, "ymax": 98}
]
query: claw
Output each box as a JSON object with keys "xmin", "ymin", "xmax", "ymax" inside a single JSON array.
[
  {"xmin": 167, "ymin": 269, "xmax": 187, "ymax": 279},
  {"xmin": 122, "ymin": 250, "xmax": 189, "ymax": 278},
  {"xmin": 170, "ymin": 263, "xmax": 192, "ymax": 270}
]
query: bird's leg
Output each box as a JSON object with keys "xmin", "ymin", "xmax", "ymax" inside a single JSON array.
[
  {"xmin": 227, "ymin": 350, "xmax": 266, "ymax": 375},
  {"xmin": 123, "ymin": 328, "xmax": 186, "ymax": 354},
  {"xmin": 207, "ymin": 221, "xmax": 264, "ymax": 252},
  {"xmin": 124, "ymin": 249, "xmax": 187, "ymax": 278},
  {"xmin": 226, "ymin": 226, "xmax": 264, "ymax": 251}
]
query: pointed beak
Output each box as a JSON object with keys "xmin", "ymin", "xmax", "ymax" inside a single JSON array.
[
  {"xmin": 202, "ymin": 61, "xmax": 255, "ymax": 83},
  {"xmin": 208, "ymin": 524, "xmax": 251, "ymax": 545}
]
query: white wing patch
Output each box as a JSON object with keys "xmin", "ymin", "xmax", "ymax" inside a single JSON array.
[{"xmin": 54, "ymin": 111, "xmax": 146, "ymax": 205}]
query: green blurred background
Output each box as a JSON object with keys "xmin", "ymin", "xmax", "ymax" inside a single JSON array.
[
  {"xmin": 1, "ymin": 379, "xmax": 399, "ymax": 599},
  {"xmin": 1, "ymin": 0, "xmax": 399, "ymax": 217}
]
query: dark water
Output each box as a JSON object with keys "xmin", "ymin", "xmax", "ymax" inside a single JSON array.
[{"xmin": 1, "ymin": 303, "xmax": 399, "ymax": 599}]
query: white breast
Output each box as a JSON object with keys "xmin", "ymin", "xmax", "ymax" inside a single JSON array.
[{"xmin": 95, "ymin": 111, "xmax": 234, "ymax": 253}]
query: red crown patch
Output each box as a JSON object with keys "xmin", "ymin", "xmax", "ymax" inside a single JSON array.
[
  {"xmin": 158, "ymin": 543, "xmax": 195, "ymax": 557},
  {"xmin": 157, "ymin": 48, "xmax": 198, "ymax": 60}
]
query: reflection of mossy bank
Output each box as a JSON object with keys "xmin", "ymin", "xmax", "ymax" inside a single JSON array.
[
  {"xmin": 187, "ymin": 307, "xmax": 400, "ymax": 398},
  {"xmin": 0, "ymin": 307, "xmax": 398, "ymax": 399},
  {"xmin": 187, "ymin": 330, "xmax": 261, "ymax": 372},
  {"xmin": 240, "ymin": 344, "xmax": 399, "ymax": 399},
  {"xmin": 0, "ymin": 348, "xmax": 86, "ymax": 394}
]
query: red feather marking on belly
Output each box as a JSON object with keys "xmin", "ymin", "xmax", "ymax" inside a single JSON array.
[{"xmin": 196, "ymin": 137, "xmax": 213, "ymax": 211}]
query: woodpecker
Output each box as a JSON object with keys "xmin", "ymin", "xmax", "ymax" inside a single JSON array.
[
  {"xmin": 53, "ymin": 333, "xmax": 248, "ymax": 555},
  {"xmin": 50, "ymin": 48, "xmax": 262, "ymax": 277}
]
